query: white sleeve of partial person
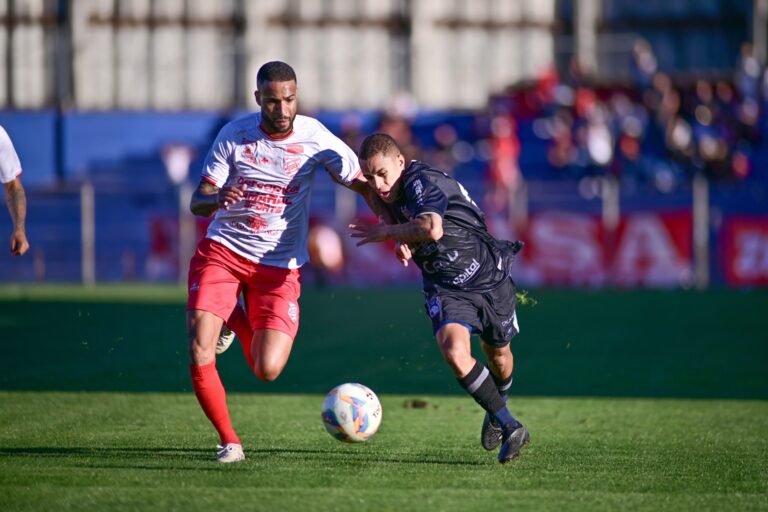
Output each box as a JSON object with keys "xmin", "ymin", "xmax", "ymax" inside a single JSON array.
[
  {"xmin": 317, "ymin": 124, "xmax": 361, "ymax": 185},
  {"xmin": 0, "ymin": 126, "xmax": 22, "ymax": 185},
  {"xmin": 200, "ymin": 124, "xmax": 234, "ymax": 188}
]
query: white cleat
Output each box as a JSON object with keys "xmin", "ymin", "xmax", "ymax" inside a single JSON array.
[
  {"xmin": 216, "ymin": 326, "xmax": 235, "ymax": 355},
  {"xmin": 215, "ymin": 443, "xmax": 245, "ymax": 463}
]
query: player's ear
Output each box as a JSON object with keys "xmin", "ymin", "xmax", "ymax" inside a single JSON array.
[{"xmin": 254, "ymin": 90, "xmax": 261, "ymax": 106}]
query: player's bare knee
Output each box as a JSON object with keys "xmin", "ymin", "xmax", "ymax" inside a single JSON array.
[
  {"xmin": 254, "ymin": 363, "xmax": 281, "ymax": 382},
  {"xmin": 439, "ymin": 344, "xmax": 471, "ymax": 374},
  {"xmin": 488, "ymin": 351, "xmax": 506, "ymax": 369}
]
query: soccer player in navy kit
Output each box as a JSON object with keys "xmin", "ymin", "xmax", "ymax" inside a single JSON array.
[{"xmin": 350, "ymin": 133, "xmax": 529, "ymax": 463}]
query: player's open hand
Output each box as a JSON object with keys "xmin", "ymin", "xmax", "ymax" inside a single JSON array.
[
  {"xmin": 218, "ymin": 184, "xmax": 247, "ymax": 209},
  {"xmin": 349, "ymin": 221, "xmax": 391, "ymax": 246},
  {"xmin": 10, "ymin": 229, "xmax": 29, "ymax": 256},
  {"xmin": 395, "ymin": 242, "xmax": 411, "ymax": 266}
]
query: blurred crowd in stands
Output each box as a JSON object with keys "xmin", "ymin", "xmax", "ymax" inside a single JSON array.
[{"xmin": 341, "ymin": 39, "xmax": 767, "ymax": 215}]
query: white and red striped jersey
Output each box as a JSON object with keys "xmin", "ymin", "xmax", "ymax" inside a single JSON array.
[
  {"xmin": 0, "ymin": 126, "xmax": 22, "ymax": 184},
  {"xmin": 200, "ymin": 113, "xmax": 360, "ymax": 268}
]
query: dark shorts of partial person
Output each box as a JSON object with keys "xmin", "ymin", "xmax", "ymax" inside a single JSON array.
[
  {"xmin": 423, "ymin": 277, "xmax": 519, "ymax": 347},
  {"xmin": 187, "ymin": 238, "xmax": 302, "ymax": 339}
]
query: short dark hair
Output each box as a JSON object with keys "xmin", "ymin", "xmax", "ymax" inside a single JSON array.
[
  {"xmin": 257, "ymin": 61, "xmax": 297, "ymax": 86},
  {"xmin": 359, "ymin": 133, "xmax": 402, "ymax": 160}
]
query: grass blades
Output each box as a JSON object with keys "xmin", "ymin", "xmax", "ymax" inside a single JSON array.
[{"xmin": 1, "ymin": 392, "xmax": 767, "ymax": 511}]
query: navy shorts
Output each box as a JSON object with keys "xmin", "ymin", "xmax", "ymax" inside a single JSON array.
[{"xmin": 423, "ymin": 277, "xmax": 519, "ymax": 347}]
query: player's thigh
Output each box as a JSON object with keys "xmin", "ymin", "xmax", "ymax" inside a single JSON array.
[
  {"xmin": 244, "ymin": 265, "xmax": 301, "ymax": 339},
  {"xmin": 187, "ymin": 240, "xmax": 244, "ymax": 322},
  {"xmin": 435, "ymin": 322, "xmax": 473, "ymax": 361},
  {"xmin": 252, "ymin": 328, "xmax": 295, "ymax": 375},
  {"xmin": 425, "ymin": 290, "xmax": 483, "ymax": 339}
]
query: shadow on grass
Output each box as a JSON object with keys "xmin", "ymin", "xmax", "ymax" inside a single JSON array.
[
  {"xmin": 0, "ymin": 446, "xmax": 488, "ymax": 467},
  {"xmin": 0, "ymin": 447, "xmax": 209, "ymax": 456},
  {"xmin": 250, "ymin": 447, "xmax": 488, "ymax": 466}
]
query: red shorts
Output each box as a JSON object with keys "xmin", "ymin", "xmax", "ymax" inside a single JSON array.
[{"xmin": 187, "ymin": 238, "xmax": 301, "ymax": 339}]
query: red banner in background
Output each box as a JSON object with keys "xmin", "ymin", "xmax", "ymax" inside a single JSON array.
[
  {"xmin": 610, "ymin": 211, "xmax": 692, "ymax": 286},
  {"xmin": 515, "ymin": 212, "xmax": 607, "ymax": 286},
  {"xmin": 723, "ymin": 217, "xmax": 768, "ymax": 286},
  {"xmin": 155, "ymin": 211, "xmax": 697, "ymax": 288},
  {"xmin": 338, "ymin": 211, "xmax": 694, "ymax": 288},
  {"xmin": 516, "ymin": 211, "xmax": 692, "ymax": 287}
]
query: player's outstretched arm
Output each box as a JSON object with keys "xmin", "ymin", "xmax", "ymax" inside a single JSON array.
[
  {"xmin": 350, "ymin": 213, "xmax": 442, "ymax": 247},
  {"xmin": 4, "ymin": 177, "xmax": 28, "ymax": 256},
  {"xmin": 347, "ymin": 178, "xmax": 395, "ymax": 224}
]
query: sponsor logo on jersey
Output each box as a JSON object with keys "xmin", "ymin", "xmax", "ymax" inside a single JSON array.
[
  {"xmin": 426, "ymin": 296, "xmax": 441, "ymax": 318},
  {"xmin": 286, "ymin": 144, "xmax": 304, "ymax": 155},
  {"xmin": 412, "ymin": 179, "xmax": 425, "ymax": 206},
  {"xmin": 452, "ymin": 258, "xmax": 480, "ymax": 285},
  {"xmin": 288, "ymin": 301, "xmax": 298, "ymax": 322},
  {"xmin": 247, "ymin": 215, "xmax": 267, "ymax": 231},
  {"xmin": 284, "ymin": 156, "xmax": 302, "ymax": 178},
  {"xmin": 502, "ymin": 312, "xmax": 519, "ymax": 336},
  {"xmin": 423, "ymin": 259, "xmax": 449, "ymax": 274},
  {"xmin": 241, "ymin": 143, "xmax": 261, "ymax": 165}
]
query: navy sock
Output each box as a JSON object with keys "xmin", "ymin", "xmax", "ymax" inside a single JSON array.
[{"xmin": 493, "ymin": 407, "xmax": 522, "ymax": 435}]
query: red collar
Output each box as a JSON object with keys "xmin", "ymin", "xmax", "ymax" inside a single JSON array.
[{"xmin": 259, "ymin": 123, "xmax": 294, "ymax": 140}]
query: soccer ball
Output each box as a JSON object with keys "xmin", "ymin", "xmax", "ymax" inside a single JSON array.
[{"xmin": 321, "ymin": 382, "xmax": 382, "ymax": 442}]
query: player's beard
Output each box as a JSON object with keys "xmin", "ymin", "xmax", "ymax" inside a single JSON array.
[{"xmin": 264, "ymin": 114, "xmax": 294, "ymax": 136}]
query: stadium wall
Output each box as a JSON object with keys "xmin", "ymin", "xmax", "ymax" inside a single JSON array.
[
  {"xmin": 0, "ymin": 286, "xmax": 765, "ymax": 399},
  {"xmin": 0, "ymin": 110, "xmax": 767, "ymax": 286}
]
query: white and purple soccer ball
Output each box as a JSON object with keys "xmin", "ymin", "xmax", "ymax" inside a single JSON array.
[{"xmin": 321, "ymin": 383, "xmax": 382, "ymax": 442}]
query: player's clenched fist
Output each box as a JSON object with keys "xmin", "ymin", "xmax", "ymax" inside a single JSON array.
[
  {"xmin": 10, "ymin": 230, "xmax": 29, "ymax": 256},
  {"xmin": 218, "ymin": 184, "xmax": 246, "ymax": 209}
]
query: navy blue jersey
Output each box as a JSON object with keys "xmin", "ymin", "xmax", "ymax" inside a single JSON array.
[{"xmin": 388, "ymin": 160, "xmax": 510, "ymax": 292}]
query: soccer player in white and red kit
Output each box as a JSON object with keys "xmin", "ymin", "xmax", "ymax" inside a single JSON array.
[
  {"xmin": 186, "ymin": 62, "xmax": 383, "ymax": 463},
  {"xmin": 0, "ymin": 125, "xmax": 29, "ymax": 256}
]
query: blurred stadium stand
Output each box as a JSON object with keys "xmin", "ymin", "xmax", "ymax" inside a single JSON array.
[{"xmin": 0, "ymin": 0, "xmax": 766, "ymax": 287}]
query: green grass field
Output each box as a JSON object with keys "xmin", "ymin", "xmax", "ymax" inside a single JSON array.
[
  {"xmin": 1, "ymin": 285, "xmax": 767, "ymax": 511},
  {"xmin": 1, "ymin": 393, "xmax": 766, "ymax": 511}
]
